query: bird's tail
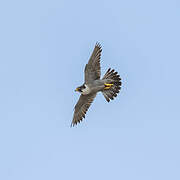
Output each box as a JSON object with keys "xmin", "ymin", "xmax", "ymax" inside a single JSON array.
[{"xmin": 102, "ymin": 68, "xmax": 122, "ymax": 102}]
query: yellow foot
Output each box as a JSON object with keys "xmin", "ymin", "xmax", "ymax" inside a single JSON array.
[{"xmin": 104, "ymin": 83, "xmax": 113, "ymax": 90}]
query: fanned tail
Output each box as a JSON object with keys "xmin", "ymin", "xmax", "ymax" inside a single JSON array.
[{"xmin": 102, "ymin": 68, "xmax": 122, "ymax": 102}]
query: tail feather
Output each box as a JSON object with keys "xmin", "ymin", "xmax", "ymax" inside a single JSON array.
[{"xmin": 102, "ymin": 68, "xmax": 122, "ymax": 102}]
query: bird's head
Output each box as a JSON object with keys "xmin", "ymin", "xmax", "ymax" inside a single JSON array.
[{"xmin": 75, "ymin": 84, "xmax": 86, "ymax": 93}]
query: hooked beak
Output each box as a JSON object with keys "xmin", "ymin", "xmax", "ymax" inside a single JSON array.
[{"xmin": 75, "ymin": 88, "xmax": 79, "ymax": 92}]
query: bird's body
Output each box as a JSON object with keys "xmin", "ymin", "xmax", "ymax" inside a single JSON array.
[
  {"xmin": 71, "ymin": 43, "xmax": 122, "ymax": 126},
  {"xmin": 82, "ymin": 80, "xmax": 105, "ymax": 94}
]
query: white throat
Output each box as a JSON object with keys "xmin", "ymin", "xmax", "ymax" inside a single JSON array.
[{"xmin": 81, "ymin": 84, "xmax": 91, "ymax": 95}]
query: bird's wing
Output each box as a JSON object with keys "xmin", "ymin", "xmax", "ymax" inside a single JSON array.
[
  {"xmin": 84, "ymin": 43, "xmax": 102, "ymax": 83},
  {"xmin": 71, "ymin": 93, "xmax": 97, "ymax": 127}
]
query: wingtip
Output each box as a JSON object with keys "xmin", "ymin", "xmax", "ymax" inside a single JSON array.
[
  {"xmin": 95, "ymin": 42, "xmax": 102, "ymax": 48},
  {"xmin": 70, "ymin": 120, "xmax": 76, "ymax": 127},
  {"xmin": 70, "ymin": 123, "xmax": 76, "ymax": 128}
]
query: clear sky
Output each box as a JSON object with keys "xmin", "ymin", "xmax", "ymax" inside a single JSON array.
[{"xmin": 0, "ymin": 0, "xmax": 180, "ymax": 179}]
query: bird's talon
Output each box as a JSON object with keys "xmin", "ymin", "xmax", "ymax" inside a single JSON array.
[{"xmin": 104, "ymin": 83, "xmax": 113, "ymax": 89}]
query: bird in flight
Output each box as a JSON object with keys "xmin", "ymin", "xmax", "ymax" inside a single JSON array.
[{"xmin": 71, "ymin": 43, "xmax": 122, "ymax": 127}]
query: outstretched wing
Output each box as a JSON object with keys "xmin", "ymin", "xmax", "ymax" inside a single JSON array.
[
  {"xmin": 84, "ymin": 43, "xmax": 102, "ymax": 83},
  {"xmin": 71, "ymin": 93, "xmax": 97, "ymax": 127}
]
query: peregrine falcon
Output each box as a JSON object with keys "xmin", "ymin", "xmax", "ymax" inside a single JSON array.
[{"xmin": 71, "ymin": 43, "xmax": 122, "ymax": 127}]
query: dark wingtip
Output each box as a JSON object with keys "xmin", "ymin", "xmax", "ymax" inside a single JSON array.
[
  {"xmin": 70, "ymin": 121, "xmax": 77, "ymax": 127},
  {"xmin": 95, "ymin": 42, "xmax": 102, "ymax": 48}
]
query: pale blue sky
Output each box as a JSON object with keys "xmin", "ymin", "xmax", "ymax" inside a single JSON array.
[{"xmin": 0, "ymin": 0, "xmax": 180, "ymax": 179}]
